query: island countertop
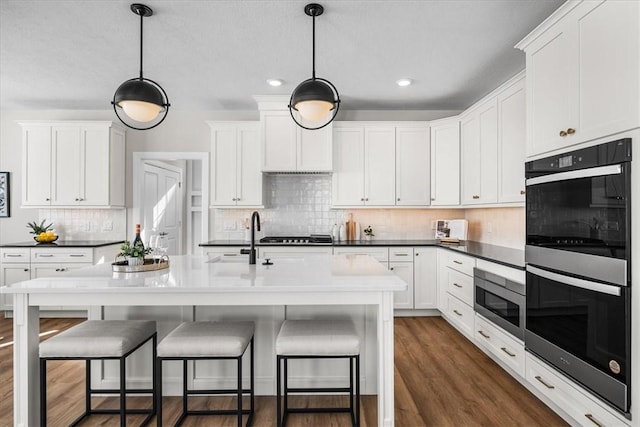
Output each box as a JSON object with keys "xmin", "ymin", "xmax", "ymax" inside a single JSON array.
[
  {"xmin": 0, "ymin": 240, "xmax": 124, "ymax": 248},
  {"xmin": 2, "ymin": 254, "xmax": 407, "ymax": 294}
]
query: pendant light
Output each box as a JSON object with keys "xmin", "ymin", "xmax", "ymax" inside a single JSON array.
[
  {"xmin": 289, "ymin": 3, "xmax": 340, "ymax": 130},
  {"xmin": 111, "ymin": 3, "xmax": 170, "ymax": 130}
]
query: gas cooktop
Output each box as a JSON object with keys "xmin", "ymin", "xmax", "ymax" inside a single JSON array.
[{"xmin": 259, "ymin": 235, "xmax": 333, "ymax": 245}]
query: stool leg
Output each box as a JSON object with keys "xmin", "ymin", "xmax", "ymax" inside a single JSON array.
[
  {"xmin": 157, "ymin": 358, "xmax": 163, "ymax": 427},
  {"xmin": 283, "ymin": 357, "xmax": 289, "ymax": 426},
  {"xmin": 152, "ymin": 334, "xmax": 157, "ymax": 417},
  {"xmin": 356, "ymin": 355, "xmax": 361, "ymax": 427},
  {"xmin": 237, "ymin": 355, "xmax": 243, "ymax": 427},
  {"xmin": 250, "ymin": 337, "xmax": 255, "ymax": 420},
  {"xmin": 85, "ymin": 360, "xmax": 91, "ymax": 414},
  {"xmin": 120, "ymin": 356, "xmax": 126, "ymax": 427},
  {"xmin": 276, "ymin": 355, "xmax": 282, "ymax": 427},
  {"xmin": 350, "ymin": 356, "xmax": 355, "ymax": 426},
  {"xmin": 40, "ymin": 358, "xmax": 47, "ymax": 427}
]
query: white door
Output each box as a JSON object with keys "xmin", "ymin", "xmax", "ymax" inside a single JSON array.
[
  {"xmin": 390, "ymin": 261, "xmax": 414, "ymax": 309},
  {"xmin": 414, "ymin": 248, "xmax": 438, "ymax": 309},
  {"xmin": 22, "ymin": 125, "xmax": 52, "ymax": 206},
  {"xmin": 51, "ymin": 125, "xmax": 81, "ymax": 206},
  {"xmin": 395, "ymin": 126, "xmax": 430, "ymax": 206},
  {"xmin": 332, "ymin": 127, "xmax": 365, "ymax": 206},
  {"xmin": 80, "ymin": 126, "xmax": 110, "ymax": 206},
  {"xmin": 498, "ymin": 77, "xmax": 526, "ymax": 203},
  {"xmin": 364, "ymin": 126, "xmax": 395, "ymax": 206},
  {"xmin": 211, "ymin": 125, "xmax": 238, "ymax": 206},
  {"xmin": 460, "ymin": 113, "xmax": 481, "ymax": 204},
  {"xmin": 236, "ymin": 124, "xmax": 262, "ymax": 206},
  {"xmin": 141, "ymin": 162, "xmax": 183, "ymax": 255}
]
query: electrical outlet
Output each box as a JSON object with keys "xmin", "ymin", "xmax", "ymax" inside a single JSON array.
[
  {"xmin": 431, "ymin": 220, "xmax": 436, "ymax": 230},
  {"xmin": 487, "ymin": 222, "xmax": 493, "ymax": 233},
  {"xmin": 102, "ymin": 220, "xmax": 113, "ymax": 231},
  {"xmin": 78, "ymin": 221, "xmax": 90, "ymax": 232},
  {"xmin": 223, "ymin": 220, "xmax": 237, "ymax": 231}
]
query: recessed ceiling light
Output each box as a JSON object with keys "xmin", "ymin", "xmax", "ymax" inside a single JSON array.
[
  {"xmin": 267, "ymin": 79, "xmax": 283, "ymax": 87},
  {"xmin": 396, "ymin": 78, "xmax": 412, "ymax": 87}
]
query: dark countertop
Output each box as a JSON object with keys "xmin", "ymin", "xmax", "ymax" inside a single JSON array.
[
  {"xmin": 1, "ymin": 240, "xmax": 124, "ymax": 248},
  {"xmin": 200, "ymin": 239, "xmax": 525, "ymax": 270}
]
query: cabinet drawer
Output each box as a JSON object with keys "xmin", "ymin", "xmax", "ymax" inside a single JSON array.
[
  {"xmin": 389, "ymin": 248, "xmax": 414, "ymax": 261},
  {"xmin": 31, "ymin": 248, "xmax": 93, "ymax": 263},
  {"xmin": 334, "ymin": 247, "xmax": 389, "ymax": 263},
  {"xmin": 526, "ymin": 353, "xmax": 629, "ymax": 427},
  {"xmin": 445, "ymin": 251, "xmax": 476, "ymax": 276},
  {"xmin": 446, "ymin": 294, "xmax": 474, "ymax": 337},
  {"xmin": 446, "ymin": 268, "xmax": 473, "ymax": 306},
  {"xmin": 1, "ymin": 249, "xmax": 31, "ymax": 263},
  {"xmin": 475, "ymin": 314, "xmax": 525, "ymax": 377}
]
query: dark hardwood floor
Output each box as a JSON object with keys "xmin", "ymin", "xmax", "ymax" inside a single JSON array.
[{"xmin": 0, "ymin": 314, "xmax": 566, "ymax": 426}]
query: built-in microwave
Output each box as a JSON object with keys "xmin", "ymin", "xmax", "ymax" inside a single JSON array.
[{"xmin": 474, "ymin": 268, "xmax": 525, "ymax": 341}]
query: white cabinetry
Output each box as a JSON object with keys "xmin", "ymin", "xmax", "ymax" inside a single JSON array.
[
  {"xmin": 395, "ymin": 125, "xmax": 430, "ymax": 206},
  {"xmin": 429, "ymin": 117, "xmax": 460, "ymax": 206},
  {"xmin": 461, "ymin": 99, "xmax": 498, "ymax": 205},
  {"xmin": 497, "ymin": 75, "xmax": 526, "ymax": 203},
  {"xmin": 389, "ymin": 248, "xmax": 414, "ymax": 309},
  {"xmin": 208, "ymin": 122, "xmax": 263, "ymax": 207},
  {"xmin": 526, "ymin": 353, "xmax": 630, "ymax": 427},
  {"xmin": 475, "ymin": 314, "xmax": 525, "ymax": 378},
  {"xmin": 0, "ymin": 244, "xmax": 120, "ymax": 314},
  {"xmin": 437, "ymin": 250, "xmax": 476, "ymax": 338},
  {"xmin": 256, "ymin": 97, "xmax": 333, "ymax": 172},
  {"xmin": 413, "ymin": 247, "xmax": 438, "ymax": 309},
  {"xmin": 20, "ymin": 121, "xmax": 125, "ymax": 208},
  {"xmin": 332, "ymin": 124, "xmax": 395, "ymax": 206},
  {"xmin": 259, "ymin": 246, "xmax": 332, "ymax": 259},
  {"xmin": 516, "ymin": 0, "xmax": 640, "ymax": 157}
]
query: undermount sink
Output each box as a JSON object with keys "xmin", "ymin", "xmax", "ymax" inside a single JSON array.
[{"xmin": 207, "ymin": 255, "xmax": 248, "ymax": 263}]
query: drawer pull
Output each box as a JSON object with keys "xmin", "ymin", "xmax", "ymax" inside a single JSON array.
[
  {"xmin": 478, "ymin": 330, "xmax": 490, "ymax": 339},
  {"xmin": 393, "ymin": 253, "xmax": 409, "ymax": 257},
  {"xmin": 500, "ymin": 347, "xmax": 516, "ymax": 357},
  {"xmin": 520, "ymin": 190, "xmax": 526, "ymax": 195},
  {"xmin": 6, "ymin": 254, "xmax": 24, "ymax": 257},
  {"xmin": 452, "ymin": 283, "xmax": 463, "ymax": 288},
  {"xmin": 453, "ymin": 309, "xmax": 462, "ymax": 316},
  {"xmin": 559, "ymin": 130, "xmax": 567, "ymax": 137},
  {"xmin": 584, "ymin": 414, "xmax": 603, "ymax": 427},
  {"xmin": 567, "ymin": 128, "xmax": 576, "ymax": 135},
  {"xmin": 535, "ymin": 375, "xmax": 555, "ymax": 389},
  {"xmin": 39, "ymin": 254, "xmax": 54, "ymax": 257},
  {"xmin": 69, "ymin": 254, "xmax": 85, "ymax": 257},
  {"xmin": 472, "ymin": 195, "xmax": 480, "ymax": 199},
  {"xmin": 389, "ymin": 267, "xmax": 394, "ymax": 271},
  {"xmin": 453, "ymin": 260, "xmax": 463, "ymax": 265},
  {"xmin": 23, "ymin": 268, "xmax": 29, "ymax": 272}
]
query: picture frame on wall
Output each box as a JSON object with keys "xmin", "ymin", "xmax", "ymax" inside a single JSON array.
[{"xmin": 0, "ymin": 171, "xmax": 9, "ymax": 217}]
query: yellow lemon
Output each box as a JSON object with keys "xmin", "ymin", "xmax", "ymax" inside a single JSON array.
[{"xmin": 46, "ymin": 230, "xmax": 54, "ymax": 236}]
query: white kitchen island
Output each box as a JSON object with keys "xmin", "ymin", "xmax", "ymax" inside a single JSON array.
[{"xmin": 2, "ymin": 254, "xmax": 406, "ymax": 427}]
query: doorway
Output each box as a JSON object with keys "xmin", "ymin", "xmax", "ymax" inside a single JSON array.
[{"xmin": 132, "ymin": 152, "xmax": 209, "ymax": 255}]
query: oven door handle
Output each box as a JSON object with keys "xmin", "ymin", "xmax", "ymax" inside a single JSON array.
[
  {"xmin": 526, "ymin": 265, "xmax": 621, "ymax": 296},
  {"xmin": 526, "ymin": 164, "xmax": 622, "ymax": 186}
]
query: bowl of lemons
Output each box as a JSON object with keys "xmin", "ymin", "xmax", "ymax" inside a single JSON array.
[{"xmin": 28, "ymin": 220, "xmax": 58, "ymax": 244}]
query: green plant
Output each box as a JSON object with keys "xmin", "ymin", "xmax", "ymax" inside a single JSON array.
[
  {"xmin": 363, "ymin": 225, "xmax": 374, "ymax": 237},
  {"xmin": 119, "ymin": 240, "xmax": 152, "ymax": 259},
  {"xmin": 27, "ymin": 220, "xmax": 53, "ymax": 235}
]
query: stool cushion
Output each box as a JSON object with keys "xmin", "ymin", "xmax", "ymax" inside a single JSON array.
[
  {"xmin": 157, "ymin": 321, "xmax": 254, "ymax": 358},
  {"xmin": 39, "ymin": 320, "xmax": 156, "ymax": 358},
  {"xmin": 276, "ymin": 319, "xmax": 360, "ymax": 356}
]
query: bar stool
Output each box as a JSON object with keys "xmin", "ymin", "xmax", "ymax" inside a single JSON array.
[
  {"xmin": 275, "ymin": 319, "xmax": 361, "ymax": 427},
  {"xmin": 156, "ymin": 321, "xmax": 255, "ymax": 427},
  {"xmin": 39, "ymin": 320, "xmax": 157, "ymax": 427}
]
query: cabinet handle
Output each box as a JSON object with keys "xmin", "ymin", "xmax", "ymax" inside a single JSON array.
[
  {"xmin": 584, "ymin": 414, "xmax": 603, "ymax": 427},
  {"xmin": 478, "ymin": 330, "xmax": 490, "ymax": 339},
  {"xmin": 453, "ymin": 260, "xmax": 463, "ymax": 265},
  {"xmin": 23, "ymin": 268, "xmax": 29, "ymax": 272},
  {"xmin": 365, "ymin": 198, "xmax": 369, "ymax": 201},
  {"xmin": 79, "ymin": 198, "xmax": 84, "ymax": 201},
  {"xmin": 397, "ymin": 198, "xmax": 400, "ymax": 201},
  {"xmin": 453, "ymin": 309, "xmax": 462, "ymax": 316},
  {"xmin": 559, "ymin": 130, "xmax": 568, "ymax": 137},
  {"xmin": 520, "ymin": 190, "xmax": 526, "ymax": 195},
  {"xmin": 415, "ymin": 253, "xmax": 419, "ymax": 256},
  {"xmin": 431, "ymin": 198, "xmax": 436, "ymax": 201},
  {"xmin": 567, "ymin": 128, "xmax": 576, "ymax": 135},
  {"xmin": 60, "ymin": 268, "xmax": 67, "ymax": 272},
  {"xmin": 75, "ymin": 198, "xmax": 79, "ymax": 201},
  {"xmin": 452, "ymin": 283, "xmax": 462, "ymax": 288},
  {"xmin": 472, "ymin": 195, "xmax": 480, "ymax": 199},
  {"xmin": 39, "ymin": 254, "xmax": 54, "ymax": 258},
  {"xmin": 360, "ymin": 198, "xmax": 365, "ymax": 202},
  {"xmin": 45, "ymin": 198, "xmax": 50, "ymax": 201},
  {"xmin": 6, "ymin": 254, "xmax": 23, "ymax": 257},
  {"xmin": 55, "ymin": 268, "xmax": 60, "ymax": 272},
  {"xmin": 500, "ymin": 347, "xmax": 516, "ymax": 357},
  {"xmin": 69, "ymin": 254, "xmax": 85, "ymax": 257},
  {"xmin": 393, "ymin": 253, "xmax": 409, "ymax": 257},
  {"xmin": 389, "ymin": 267, "xmax": 395, "ymax": 271},
  {"xmin": 535, "ymin": 375, "xmax": 555, "ymax": 389}
]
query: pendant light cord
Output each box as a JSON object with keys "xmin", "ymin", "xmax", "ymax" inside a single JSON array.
[
  {"xmin": 311, "ymin": 12, "xmax": 316, "ymax": 80},
  {"xmin": 139, "ymin": 11, "xmax": 144, "ymax": 80}
]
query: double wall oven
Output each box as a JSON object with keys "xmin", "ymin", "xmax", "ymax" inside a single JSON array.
[{"xmin": 525, "ymin": 139, "xmax": 632, "ymax": 416}]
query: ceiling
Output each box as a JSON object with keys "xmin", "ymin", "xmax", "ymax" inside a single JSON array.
[{"xmin": 0, "ymin": 0, "xmax": 563, "ymax": 112}]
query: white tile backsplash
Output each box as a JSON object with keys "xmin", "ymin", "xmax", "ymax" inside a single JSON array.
[{"xmin": 38, "ymin": 209, "xmax": 126, "ymax": 241}]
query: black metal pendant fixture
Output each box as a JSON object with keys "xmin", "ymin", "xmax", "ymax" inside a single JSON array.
[
  {"xmin": 111, "ymin": 3, "xmax": 170, "ymax": 130},
  {"xmin": 289, "ymin": 3, "xmax": 340, "ymax": 130}
]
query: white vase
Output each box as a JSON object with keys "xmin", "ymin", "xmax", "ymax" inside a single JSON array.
[{"xmin": 127, "ymin": 257, "xmax": 142, "ymax": 266}]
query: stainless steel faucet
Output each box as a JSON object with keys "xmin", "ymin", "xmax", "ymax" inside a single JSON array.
[{"xmin": 241, "ymin": 211, "xmax": 260, "ymax": 264}]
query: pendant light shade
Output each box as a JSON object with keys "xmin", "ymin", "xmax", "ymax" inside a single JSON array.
[
  {"xmin": 289, "ymin": 3, "xmax": 340, "ymax": 130},
  {"xmin": 111, "ymin": 3, "xmax": 170, "ymax": 130}
]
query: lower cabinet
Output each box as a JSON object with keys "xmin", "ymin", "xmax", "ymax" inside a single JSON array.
[
  {"xmin": 474, "ymin": 313, "xmax": 525, "ymax": 378},
  {"xmin": 389, "ymin": 248, "xmax": 414, "ymax": 309},
  {"xmin": 1, "ymin": 245, "xmax": 120, "ymax": 314},
  {"xmin": 413, "ymin": 247, "xmax": 438, "ymax": 309},
  {"xmin": 438, "ymin": 250, "xmax": 476, "ymax": 338},
  {"xmin": 526, "ymin": 353, "xmax": 629, "ymax": 427}
]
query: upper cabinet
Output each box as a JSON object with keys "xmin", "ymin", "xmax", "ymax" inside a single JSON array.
[
  {"xmin": 332, "ymin": 122, "xmax": 428, "ymax": 207},
  {"xmin": 429, "ymin": 117, "xmax": 460, "ymax": 206},
  {"xmin": 497, "ymin": 76, "xmax": 526, "ymax": 203},
  {"xmin": 208, "ymin": 121, "xmax": 263, "ymax": 207},
  {"xmin": 461, "ymin": 98, "xmax": 498, "ymax": 205},
  {"xmin": 516, "ymin": 0, "xmax": 640, "ymax": 157},
  {"xmin": 20, "ymin": 121, "xmax": 125, "ymax": 208},
  {"xmin": 256, "ymin": 96, "xmax": 332, "ymax": 172},
  {"xmin": 395, "ymin": 125, "xmax": 430, "ymax": 206}
]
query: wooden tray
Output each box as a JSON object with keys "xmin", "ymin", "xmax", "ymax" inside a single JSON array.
[{"xmin": 112, "ymin": 256, "xmax": 169, "ymax": 273}]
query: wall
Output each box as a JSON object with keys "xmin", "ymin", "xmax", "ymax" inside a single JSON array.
[{"xmin": 464, "ymin": 207, "xmax": 525, "ymax": 248}]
